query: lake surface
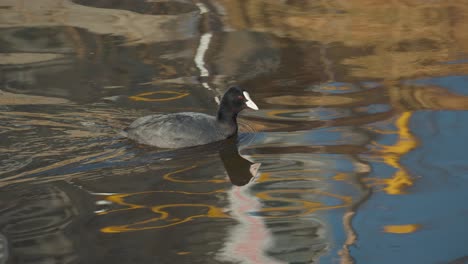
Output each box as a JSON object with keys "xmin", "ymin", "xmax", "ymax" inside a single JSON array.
[{"xmin": 1, "ymin": 1, "xmax": 468, "ymax": 263}]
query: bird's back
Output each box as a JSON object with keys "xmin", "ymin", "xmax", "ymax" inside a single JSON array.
[{"xmin": 125, "ymin": 112, "xmax": 231, "ymax": 148}]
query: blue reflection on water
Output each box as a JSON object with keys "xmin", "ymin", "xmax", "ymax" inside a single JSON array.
[{"xmin": 351, "ymin": 110, "xmax": 468, "ymax": 264}]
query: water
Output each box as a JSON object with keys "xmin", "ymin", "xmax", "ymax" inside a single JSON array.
[{"xmin": 1, "ymin": 1, "xmax": 468, "ymax": 263}]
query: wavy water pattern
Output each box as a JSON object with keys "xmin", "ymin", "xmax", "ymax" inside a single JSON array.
[{"xmin": 1, "ymin": 0, "xmax": 468, "ymax": 263}]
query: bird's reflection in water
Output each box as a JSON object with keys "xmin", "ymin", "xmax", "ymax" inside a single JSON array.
[
  {"xmin": 217, "ymin": 138, "xmax": 282, "ymax": 264},
  {"xmin": 219, "ymin": 137, "xmax": 261, "ymax": 186},
  {"xmin": 133, "ymin": 134, "xmax": 261, "ymax": 186},
  {"xmin": 126, "ymin": 133, "xmax": 260, "ymax": 187}
]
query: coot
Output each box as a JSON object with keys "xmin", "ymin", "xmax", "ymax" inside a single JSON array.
[{"xmin": 125, "ymin": 86, "xmax": 258, "ymax": 148}]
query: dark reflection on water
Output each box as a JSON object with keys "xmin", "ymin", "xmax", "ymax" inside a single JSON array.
[
  {"xmin": 2, "ymin": 0, "xmax": 468, "ymax": 263},
  {"xmin": 219, "ymin": 138, "xmax": 259, "ymax": 186}
]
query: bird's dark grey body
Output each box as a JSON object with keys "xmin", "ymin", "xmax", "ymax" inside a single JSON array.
[
  {"xmin": 124, "ymin": 86, "xmax": 258, "ymax": 149},
  {"xmin": 126, "ymin": 112, "xmax": 236, "ymax": 148}
]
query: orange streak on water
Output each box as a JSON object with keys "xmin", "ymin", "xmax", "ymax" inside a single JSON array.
[
  {"xmin": 129, "ymin": 91, "xmax": 189, "ymax": 102},
  {"xmin": 383, "ymin": 224, "xmax": 421, "ymax": 234},
  {"xmin": 101, "ymin": 203, "xmax": 229, "ymax": 233},
  {"xmin": 163, "ymin": 165, "xmax": 227, "ymax": 183},
  {"xmin": 254, "ymin": 189, "xmax": 352, "ymax": 217},
  {"xmin": 370, "ymin": 112, "xmax": 417, "ymax": 194},
  {"xmin": 257, "ymin": 172, "xmax": 271, "ymax": 182},
  {"xmin": 382, "ymin": 112, "xmax": 417, "ymax": 194},
  {"xmin": 333, "ymin": 173, "xmax": 348, "ymax": 181}
]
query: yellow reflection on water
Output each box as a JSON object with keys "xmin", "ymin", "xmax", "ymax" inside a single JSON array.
[
  {"xmin": 381, "ymin": 112, "xmax": 417, "ymax": 194},
  {"xmin": 102, "ymin": 203, "xmax": 228, "ymax": 233},
  {"xmin": 99, "ymin": 190, "xmax": 228, "ymax": 233},
  {"xmin": 333, "ymin": 173, "xmax": 348, "ymax": 181},
  {"xmin": 163, "ymin": 165, "xmax": 227, "ymax": 183},
  {"xmin": 99, "ymin": 189, "xmax": 225, "ymax": 215},
  {"xmin": 368, "ymin": 111, "xmax": 417, "ymax": 195},
  {"xmin": 255, "ymin": 189, "xmax": 352, "ymax": 217},
  {"xmin": 265, "ymin": 95, "xmax": 355, "ymax": 106},
  {"xmin": 383, "ymin": 224, "xmax": 420, "ymax": 234},
  {"xmin": 256, "ymin": 169, "xmax": 322, "ymax": 183},
  {"xmin": 129, "ymin": 91, "xmax": 189, "ymax": 102},
  {"xmin": 257, "ymin": 171, "xmax": 271, "ymax": 182}
]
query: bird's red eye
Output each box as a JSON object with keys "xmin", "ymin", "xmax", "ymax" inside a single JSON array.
[{"xmin": 238, "ymin": 95, "xmax": 244, "ymax": 100}]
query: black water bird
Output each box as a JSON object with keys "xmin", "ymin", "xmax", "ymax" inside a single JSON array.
[{"xmin": 125, "ymin": 86, "xmax": 259, "ymax": 148}]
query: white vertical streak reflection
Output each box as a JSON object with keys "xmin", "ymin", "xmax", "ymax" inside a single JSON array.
[
  {"xmin": 196, "ymin": 3, "xmax": 209, "ymax": 14},
  {"xmin": 217, "ymin": 186, "xmax": 284, "ymax": 264},
  {"xmin": 194, "ymin": 33, "xmax": 212, "ymax": 78},
  {"xmin": 194, "ymin": 2, "xmax": 220, "ymax": 104}
]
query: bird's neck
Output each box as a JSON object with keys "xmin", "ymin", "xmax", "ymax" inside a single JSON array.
[
  {"xmin": 217, "ymin": 106, "xmax": 238, "ymax": 132},
  {"xmin": 217, "ymin": 107, "xmax": 237, "ymax": 123}
]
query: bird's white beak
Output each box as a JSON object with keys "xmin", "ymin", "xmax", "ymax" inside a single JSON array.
[{"xmin": 243, "ymin": 91, "xmax": 259, "ymax": 110}]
